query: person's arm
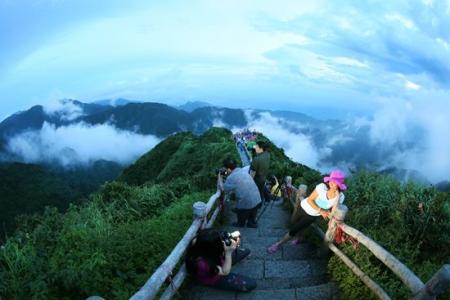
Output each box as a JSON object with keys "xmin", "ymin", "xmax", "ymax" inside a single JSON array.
[
  {"xmin": 217, "ymin": 240, "xmax": 237, "ymax": 276},
  {"xmin": 307, "ymin": 189, "xmax": 330, "ymax": 219},
  {"xmin": 222, "ymin": 175, "xmax": 234, "ymax": 193}
]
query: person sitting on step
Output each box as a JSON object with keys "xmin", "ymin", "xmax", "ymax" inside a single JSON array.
[
  {"xmin": 186, "ymin": 228, "xmax": 256, "ymax": 292},
  {"xmin": 267, "ymin": 170, "xmax": 347, "ymax": 253},
  {"xmin": 267, "ymin": 175, "xmax": 283, "ymax": 206}
]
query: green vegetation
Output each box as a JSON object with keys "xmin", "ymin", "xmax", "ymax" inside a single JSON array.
[
  {"xmin": 1, "ymin": 128, "xmax": 449, "ymax": 299},
  {"xmin": 0, "ymin": 161, "xmax": 123, "ymax": 241},
  {"xmin": 0, "ymin": 127, "xmax": 238, "ymax": 299},
  {"xmin": 254, "ymin": 133, "xmax": 450, "ymax": 299},
  {"xmin": 328, "ymin": 170, "xmax": 450, "ymax": 299}
]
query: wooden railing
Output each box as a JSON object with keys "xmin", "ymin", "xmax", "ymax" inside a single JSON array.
[
  {"xmin": 129, "ymin": 189, "xmax": 224, "ymax": 300},
  {"xmin": 313, "ymin": 204, "xmax": 450, "ymax": 300}
]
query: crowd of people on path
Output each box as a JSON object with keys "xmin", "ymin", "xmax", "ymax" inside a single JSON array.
[{"xmin": 185, "ymin": 130, "xmax": 348, "ymax": 293}]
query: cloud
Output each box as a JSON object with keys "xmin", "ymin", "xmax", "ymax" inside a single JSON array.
[
  {"xmin": 43, "ymin": 99, "xmax": 85, "ymax": 121},
  {"xmin": 238, "ymin": 100, "xmax": 450, "ymax": 183},
  {"xmin": 7, "ymin": 122, "xmax": 160, "ymax": 166},
  {"xmin": 242, "ymin": 110, "xmax": 327, "ymax": 169},
  {"xmin": 368, "ymin": 92, "xmax": 450, "ymax": 182}
]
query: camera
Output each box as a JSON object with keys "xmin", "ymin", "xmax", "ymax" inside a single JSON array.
[
  {"xmin": 220, "ymin": 230, "xmax": 240, "ymax": 246},
  {"xmin": 215, "ymin": 167, "xmax": 228, "ymax": 176}
]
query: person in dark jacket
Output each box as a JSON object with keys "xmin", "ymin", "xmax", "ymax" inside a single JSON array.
[{"xmin": 250, "ymin": 141, "xmax": 270, "ymax": 204}]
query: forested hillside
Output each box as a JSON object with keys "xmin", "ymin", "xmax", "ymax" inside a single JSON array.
[
  {"xmin": 0, "ymin": 127, "xmax": 242, "ymax": 299},
  {"xmin": 0, "ymin": 128, "xmax": 448, "ymax": 299},
  {"xmin": 0, "ymin": 161, "xmax": 122, "ymax": 240}
]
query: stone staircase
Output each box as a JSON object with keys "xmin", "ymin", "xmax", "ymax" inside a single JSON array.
[
  {"xmin": 183, "ymin": 144, "xmax": 339, "ymax": 299},
  {"xmin": 185, "ymin": 198, "xmax": 339, "ymax": 300}
]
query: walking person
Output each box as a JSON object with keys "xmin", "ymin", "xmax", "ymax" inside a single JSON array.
[
  {"xmin": 250, "ymin": 141, "xmax": 270, "ymax": 204},
  {"xmin": 267, "ymin": 170, "xmax": 347, "ymax": 253}
]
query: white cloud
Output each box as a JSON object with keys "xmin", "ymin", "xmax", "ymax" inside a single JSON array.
[
  {"xmin": 243, "ymin": 110, "xmax": 323, "ymax": 169},
  {"xmin": 368, "ymin": 93, "xmax": 450, "ymax": 182},
  {"xmin": 384, "ymin": 13, "xmax": 417, "ymax": 30},
  {"xmin": 7, "ymin": 122, "xmax": 160, "ymax": 166},
  {"xmin": 405, "ymin": 79, "xmax": 421, "ymax": 90},
  {"xmin": 43, "ymin": 99, "xmax": 85, "ymax": 121},
  {"xmin": 332, "ymin": 57, "xmax": 369, "ymax": 68}
]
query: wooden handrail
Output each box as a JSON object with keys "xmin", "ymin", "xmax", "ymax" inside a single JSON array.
[
  {"xmin": 129, "ymin": 189, "xmax": 222, "ymax": 300},
  {"xmin": 312, "ymin": 224, "xmax": 391, "ymax": 300},
  {"xmin": 340, "ymin": 224, "xmax": 424, "ymax": 294},
  {"xmin": 322, "ymin": 204, "xmax": 449, "ymax": 300},
  {"xmin": 160, "ymin": 194, "xmax": 225, "ymax": 300}
]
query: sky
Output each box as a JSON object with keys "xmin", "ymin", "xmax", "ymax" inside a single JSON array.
[{"xmin": 1, "ymin": 0, "xmax": 450, "ymax": 121}]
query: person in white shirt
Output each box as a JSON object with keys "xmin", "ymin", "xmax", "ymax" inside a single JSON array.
[{"xmin": 267, "ymin": 170, "xmax": 347, "ymax": 254}]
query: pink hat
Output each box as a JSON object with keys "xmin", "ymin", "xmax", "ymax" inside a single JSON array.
[{"xmin": 324, "ymin": 170, "xmax": 347, "ymax": 191}]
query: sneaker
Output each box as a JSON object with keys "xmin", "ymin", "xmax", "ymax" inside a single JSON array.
[
  {"xmin": 290, "ymin": 238, "xmax": 301, "ymax": 246},
  {"xmin": 291, "ymin": 236, "xmax": 305, "ymax": 246},
  {"xmin": 267, "ymin": 243, "xmax": 280, "ymax": 254}
]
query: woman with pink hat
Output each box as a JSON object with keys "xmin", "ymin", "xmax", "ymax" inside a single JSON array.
[{"xmin": 267, "ymin": 170, "xmax": 347, "ymax": 254}]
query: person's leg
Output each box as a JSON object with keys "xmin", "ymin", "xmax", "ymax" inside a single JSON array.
[
  {"xmin": 288, "ymin": 213, "xmax": 317, "ymax": 237},
  {"xmin": 268, "ymin": 209, "xmax": 318, "ymax": 253},
  {"xmin": 211, "ymin": 273, "xmax": 257, "ymax": 292},
  {"xmin": 235, "ymin": 209, "xmax": 247, "ymax": 227},
  {"xmin": 232, "ymin": 247, "xmax": 250, "ymax": 265},
  {"xmin": 256, "ymin": 181, "xmax": 265, "ymax": 204},
  {"xmin": 248, "ymin": 206, "xmax": 258, "ymax": 225}
]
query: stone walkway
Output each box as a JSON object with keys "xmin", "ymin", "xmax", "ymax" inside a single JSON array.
[
  {"xmin": 185, "ymin": 144, "xmax": 339, "ymax": 299},
  {"xmin": 186, "ymin": 202, "xmax": 338, "ymax": 300}
]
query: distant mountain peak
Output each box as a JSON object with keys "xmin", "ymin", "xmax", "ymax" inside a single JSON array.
[
  {"xmin": 92, "ymin": 98, "xmax": 138, "ymax": 107},
  {"xmin": 178, "ymin": 101, "xmax": 211, "ymax": 112}
]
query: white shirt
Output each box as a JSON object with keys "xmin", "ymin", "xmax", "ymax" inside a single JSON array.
[{"xmin": 301, "ymin": 183, "xmax": 345, "ymax": 216}]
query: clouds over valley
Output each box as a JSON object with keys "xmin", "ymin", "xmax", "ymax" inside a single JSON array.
[{"xmin": 7, "ymin": 122, "xmax": 160, "ymax": 167}]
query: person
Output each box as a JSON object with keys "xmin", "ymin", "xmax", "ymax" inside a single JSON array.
[
  {"xmin": 267, "ymin": 175, "xmax": 283, "ymax": 205},
  {"xmin": 290, "ymin": 184, "xmax": 308, "ymax": 245},
  {"xmin": 218, "ymin": 158, "xmax": 262, "ymax": 228},
  {"xmin": 250, "ymin": 141, "xmax": 270, "ymax": 204},
  {"xmin": 267, "ymin": 170, "xmax": 347, "ymax": 253},
  {"xmin": 185, "ymin": 229, "xmax": 256, "ymax": 292},
  {"xmin": 282, "ymin": 176, "xmax": 295, "ymax": 203}
]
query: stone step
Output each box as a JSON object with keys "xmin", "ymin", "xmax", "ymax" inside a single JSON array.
[
  {"xmin": 230, "ymin": 258, "xmax": 328, "ymax": 282},
  {"xmin": 255, "ymin": 275, "xmax": 329, "ymax": 291},
  {"xmin": 186, "ymin": 283, "xmax": 338, "ymax": 300},
  {"xmin": 297, "ymin": 283, "xmax": 339, "ymax": 300},
  {"xmin": 236, "ymin": 288, "xmax": 297, "ymax": 300}
]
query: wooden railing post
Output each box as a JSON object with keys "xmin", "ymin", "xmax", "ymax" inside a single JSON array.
[
  {"xmin": 325, "ymin": 204, "xmax": 348, "ymax": 243},
  {"xmin": 193, "ymin": 201, "xmax": 206, "ymax": 219},
  {"xmin": 412, "ymin": 264, "xmax": 450, "ymax": 300}
]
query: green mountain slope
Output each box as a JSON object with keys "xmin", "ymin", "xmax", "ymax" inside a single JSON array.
[
  {"xmin": 0, "ymin": 127, "xmax": 240, "ymax": 299},
  {"xmin": 0, "ymin": 128, "xmax": 448, "ymax": 300},
  {"xmin": 0, "ymin": 161, "xmax": 123, "ymax": 240}
]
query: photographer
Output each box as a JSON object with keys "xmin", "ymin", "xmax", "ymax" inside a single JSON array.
[
  {"xmin": 185, "ymin": 229, "xmax": 256, "ymax": 292},
  {"xmin": 217, "ymin": 158, "xmax": 262, "ymax": 228}
]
